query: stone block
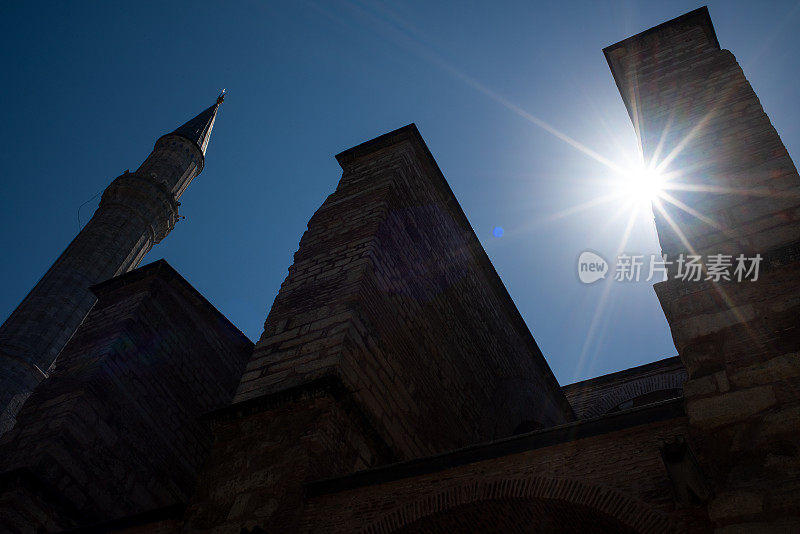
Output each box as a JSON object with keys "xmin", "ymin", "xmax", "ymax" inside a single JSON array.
[
  {"xmin": 729, "ymin": 353, "xmax": 800, "ymax": 388},
  {"xmin": 759, "ymin": 406, "xmax": 800, "ymax": 438},
  {"xmin": 682, "ymin": 375, "xmax": 717, "ymax": 398},
  {"xmin": 687, "ymin": 386, "xmax": 776, "ymax": 428},
  {"xmin": 674, "ymin": 305, "xmax": 755, "ymax": 350}
]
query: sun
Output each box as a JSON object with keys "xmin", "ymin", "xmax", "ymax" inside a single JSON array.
[{"xmin": 618, "ymin": 162, "xmax": 665, "ymax": 208}]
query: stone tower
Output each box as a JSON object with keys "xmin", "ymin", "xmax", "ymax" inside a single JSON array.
[
  {"xmin": 0, "ymin": 93, "xmax": 224, "ymax": 435},
  {"xmin": 183, "ymin": 124, "xmax": 572, "ymax": 531},
  {"xmin": 606, "ymin": 7, "xmax": 800, "ymax": 531}
]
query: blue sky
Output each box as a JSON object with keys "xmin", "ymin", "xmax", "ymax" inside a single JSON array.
[{"xmin": 1, "ymin": 1, "xmax": 799, "ymax": 384}]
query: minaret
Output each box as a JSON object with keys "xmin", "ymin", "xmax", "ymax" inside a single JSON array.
[{"xmin": 0, "ymin": 93, "xmax": 224, "ymax": 434}]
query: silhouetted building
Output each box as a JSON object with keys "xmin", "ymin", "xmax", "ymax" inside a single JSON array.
[
  {"xmin": 1, "ymin": 8, "xmax": 798, "ymax": 533},
  {"xmin": 0, "ymin": 93, "xmax": 224, "ymax": 435}
]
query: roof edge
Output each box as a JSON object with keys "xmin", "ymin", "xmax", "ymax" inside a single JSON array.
[
  {"xmin": 335, "ymin": 123, "xmax": 421, "ymax": 168},
  {"xmin": 561, "ymin": 355, "xmax": 684, "ymax": 392},
  {"xmin": 603, "ymin": 6, "xmax": 720, "ymax": 120},
  {"xmin": 602, "ymin": 6, "xmax": 719, "ymax": 58},
  {"xmin": 90, "ymin": 259, "xmax": 252, "ymax": 346}
]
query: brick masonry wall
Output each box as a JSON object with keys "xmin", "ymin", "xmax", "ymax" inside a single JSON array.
[
  {"xmin": 236, "ymin": 125, "xmax": 571, "ymax": 460},
  {"xmin": 0, "ymin": 261, "xmax": 252, "ymax": 532},
  {"xmin": 563, "ymin": 356, "xmax": 687, "ymax": 418},
  {"xmin": 301, "ymin": 413, "xmax": 710, "ymax": 533},
  {"xmin": 607, "ymin": 8, "xmax": 800, "ymax": 531}
]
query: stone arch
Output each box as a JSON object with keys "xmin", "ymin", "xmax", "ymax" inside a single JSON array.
[
  {"xmin": 583, "ymin": 370, "xmax": 687, "ymax": 419},
  {"xmin": 361, "ymin": 477, "xmax": 673, "ymax": 534}
]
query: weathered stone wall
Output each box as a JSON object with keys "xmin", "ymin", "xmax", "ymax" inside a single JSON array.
[
  {"xmin": 0, "ymin": 260, "xmax": 252, "ymax": 533},
  {"xmin": 236, "ymin": 125, "xmax": 571, "ymax": 460},
  {"xmin": 563, "ymin": 356, "xmax": 687, "ymax": 418},
  {"xmin": 606, "ymin": 7, "xmax": 800, "ymax": 531},
  {"xmin": 655, "ymin": 262, "xmax": 800, "ymax": 532}
]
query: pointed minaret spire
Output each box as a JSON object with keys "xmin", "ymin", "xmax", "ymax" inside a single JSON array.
[
  {"xmin": 167, "ymin": 91, "xmax": 225, "ymax": 156},
  {"xmin": 0, "ymin": 94, "xmax": 224, "ymax": 435}
]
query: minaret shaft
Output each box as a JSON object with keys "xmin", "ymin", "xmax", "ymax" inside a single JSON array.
[
  {"xmin": 0, "ymin": 97, "xmax": 221, "ymax": 435},
  {"xmin": 0, "ymin": 192, "xmax": 161, "ymax": 381}
]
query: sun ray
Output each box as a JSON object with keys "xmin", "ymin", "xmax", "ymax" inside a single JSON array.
[
  {"xmin": 653, "ymin": 199, "xmax": 763, "ymax": 349},
  {"xmin": 652, "ymin": 199, "xmax": 699, "ymax": 256},
  {"xmin": 527, "ymin": 192, "xmax": 625, "ymax": 228},
  {"xmin": 331, "ymin": 0, "xmax": 769, "ymax": 383},
  {"xmin": 649, "ymin": 110, "xmax": 676, "ymax": 170},
  {"xmin": 653, "ymin": 72, "xmax": 751, "ymax": 177},
  {"xmin": 655, "ymin": 110, "xmax": 716, "ymax": 174},
  {"xmin": 571, "ymin": 205, "xmax": 640, "ymax": 383},
  {"xmin": 658, "ymin": 191, "xmax": 729, "ymax": 234},
  {"xmin": 664, "ymin": 182, "xmax": 800, "ymax": 199},
  {"xmin": 337, "ymin": 0, "xmax": 634, "ymax": 178}
]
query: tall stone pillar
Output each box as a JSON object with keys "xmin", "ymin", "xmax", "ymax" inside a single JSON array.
[
  {"xmin": 236, "ymin": 124, "xmax": 571, "ymax": 457},
  {"xmin": 606, "ymin": 8, "xmax": 800, "ymax": 531},
  {"xmin": 183, "ymin": 125, "xmax": 572, "ymax": 531},
  {"xmin": 0, "ymin": 94, "xmax": 224, "ymax": 435}
]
